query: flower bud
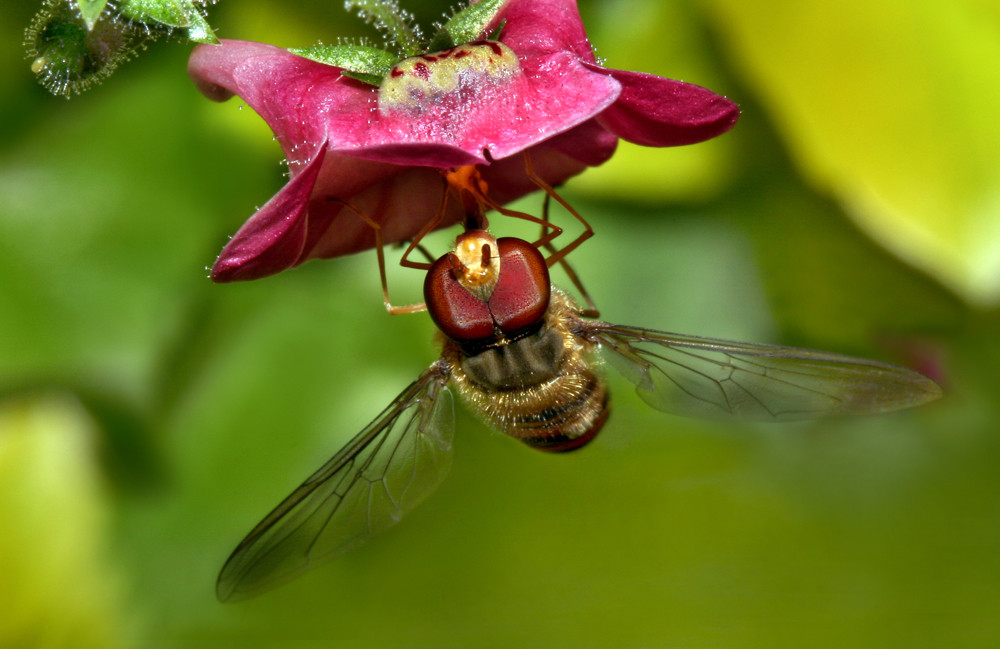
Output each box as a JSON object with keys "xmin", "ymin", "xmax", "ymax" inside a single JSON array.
[{"xmin": 25, "ymin": 0, "xmax": 134, "ymax": 97}]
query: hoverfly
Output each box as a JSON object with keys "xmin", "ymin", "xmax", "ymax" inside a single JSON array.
[{"xmin": 215, "ymin": 162, "xmax": 942, "ymax": 601}]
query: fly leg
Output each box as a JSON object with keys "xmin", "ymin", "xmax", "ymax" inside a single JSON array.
[
  {"xmin": 522, "ymin": 151, "xmax": 594, "ymax": 268},
  {"xmin": 332, "ymin": 197, "xmax": 429, "ymax": 315},
  {"xmin": 537, "ymin": 193, "xmax": 600, "ymax": 318}
]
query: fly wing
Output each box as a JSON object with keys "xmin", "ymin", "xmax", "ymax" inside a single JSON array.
[
  {"xmin": 580, "ymin": 322, "xmax": 941, "ymax": 420},
  {"xmin": 216, "ymin": 361, "xmax": 454, "ymax": 602}
]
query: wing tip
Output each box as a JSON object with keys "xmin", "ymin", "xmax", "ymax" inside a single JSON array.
[{"xmin": 890, "ymin": 371, "xmax": 944, "ymax": 411}]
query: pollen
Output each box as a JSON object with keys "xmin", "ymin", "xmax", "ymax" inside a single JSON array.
[{"xmin": 378, "ymin": 41, "xmax": 520, "ymax": 115}]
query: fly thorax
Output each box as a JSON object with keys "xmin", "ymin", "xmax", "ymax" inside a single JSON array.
[{"xmin": 460, "ymin": 327, "xmax": 564, "ymax": 391}]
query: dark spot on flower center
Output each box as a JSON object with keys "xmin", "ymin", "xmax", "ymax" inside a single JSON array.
[{"xmin": 413, "ymin": 62, "xmax": 431, "ymax": 80}]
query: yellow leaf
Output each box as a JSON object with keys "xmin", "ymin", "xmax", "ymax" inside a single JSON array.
[
  {"xmin": 0, "ymin": 395, "xmax": 127, "ymax": 649},
  {"xmin": 705, "ymin": 0, "xmax": 1000, "ymax": 304}
]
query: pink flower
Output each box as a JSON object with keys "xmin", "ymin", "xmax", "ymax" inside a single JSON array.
[{"xmin": 188, "ymin": 0, "xmax": 739, "ymax": 282}]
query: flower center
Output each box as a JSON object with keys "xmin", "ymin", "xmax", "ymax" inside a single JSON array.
[{"xmin": 378, "ymin": 40, "xmax": 520, "ymax": 115}]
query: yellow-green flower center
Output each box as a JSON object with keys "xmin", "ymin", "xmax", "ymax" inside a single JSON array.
[{"xmin": 378, "ymin": 41, "xmax": 520, "ymax": 114}]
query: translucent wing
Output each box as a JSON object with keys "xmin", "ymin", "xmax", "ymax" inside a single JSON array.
[
  {"xmin": 216, "ymin": 361, "xmax": 454, "ymax": 602},
  {"xmin": 580, "ymin": 321, "xmax": 941, "ymax": 420}
]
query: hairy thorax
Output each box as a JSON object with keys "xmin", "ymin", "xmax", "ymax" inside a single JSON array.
[{"xmin": 441, "ymin": 289, "xmax": 608, "ymax": 452}]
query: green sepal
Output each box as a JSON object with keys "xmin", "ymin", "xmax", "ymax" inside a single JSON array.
[
  {"xmin": 428, "ymin": 0, "xmax": 508, "ymax": 52},
  {"xmin": 289, "ymin": 45, "xmax": 399, "ymax": 84},
  {"xmin": 75, "ymin": 0, "xmax": 109, "ymax": 30},
  {"xmin": 118, "ymin": 0, "xmax": 219, "ymax": 43},
  {"xmin": 487, "ymin": 19, "xmax": 507, "ymax": 41},
  {"xmin": 341, "ymin": 70, "xmax": 389, "ymax": 86}
]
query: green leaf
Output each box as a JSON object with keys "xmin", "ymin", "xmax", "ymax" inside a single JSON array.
[
  {"xmin": 429, "ymin": 0, "xmax": 508, "ymax": 52},
  {"xmin": 75, "ymin": 0, "xmax": 109, "ymax": 30},
  {"xmin": 289, "ymin": 44, "xmax": 399, "ymax": 83}
]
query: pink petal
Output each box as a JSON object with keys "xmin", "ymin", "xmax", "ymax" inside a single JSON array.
[
  {"xmin": 301, "ymin": 165, "xmax": 465, "ymax": 261},
  {"xmin": 541, "ymin": 119, "xmax": 620, "ymax": 167},
  {"xmin": 190, "ymin": 40, "xmax": 620, "ymax": 168},
  {"xmin": 498, "ymin": 0, "xmax": 598, "ymax": 62},
  {"xmin": 478, "ymin": 148, "xmax": 588, "ymax": 207},
  {"xmin": 189, "ymin": 41, "xmax": 344, "ymax": 167},
  {"xmin": 211, "ymin": 145, "xmax": 327, "ymax": 282},
  {"xmin": 345, "ymin": 143, "xmax": 483, "ymax": 168},
  {"xmin": 588, "ymin": 65, "xmax": 740, "ymax": 147},
  {"xmin": 192, "ymin": 3, "xmax": 740, "ymax": 283},
  {"xmin": 362, "ymin": 49, "xmax": 620, "ymax": 163}
]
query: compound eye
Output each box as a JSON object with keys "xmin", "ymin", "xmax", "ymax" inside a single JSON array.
[
  {"xmin": 488, "ymin": 238, "xmax": 550, "ymax": 336},
  {"xmin": 424, "ymin": 253, "xmax": 494, "ymax": 341}
]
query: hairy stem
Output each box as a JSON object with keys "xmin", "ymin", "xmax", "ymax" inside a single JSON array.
[{"xmin": 344, "ymin": 0, "xmax": 423, "ymax": 56}]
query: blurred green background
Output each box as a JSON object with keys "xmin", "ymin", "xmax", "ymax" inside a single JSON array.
[{"xmin": 2, "ymin": 1, "xmax": 999, "ymax": 647}]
